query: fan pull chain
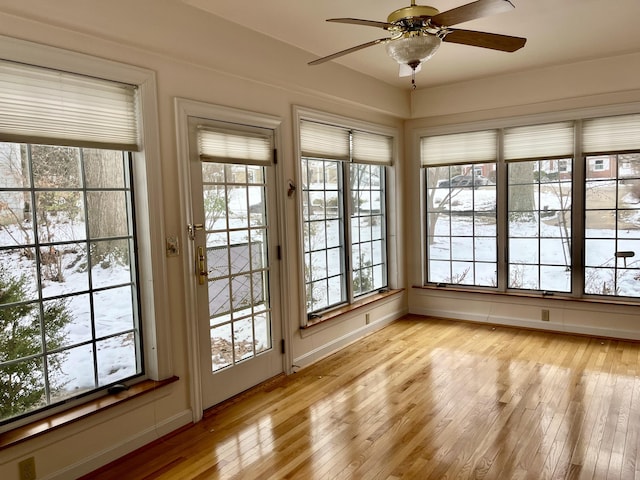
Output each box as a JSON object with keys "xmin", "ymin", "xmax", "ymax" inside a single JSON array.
[{"xmin": 409, "ymin": 60, "xmax": 420, "ymax": 90}]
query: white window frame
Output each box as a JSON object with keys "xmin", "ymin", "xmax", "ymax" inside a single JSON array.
[
  {"xmin": 293, "ymin": 106, "xmax": 399, "ymax": 328},
  {"xmin": 0, "ymin": 35, "xmax": 171, "ymax": 430}
]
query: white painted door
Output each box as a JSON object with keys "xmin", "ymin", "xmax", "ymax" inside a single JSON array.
[{"xmin": 189, "ymin": 119, "xmax": 283, "ymax": 409}]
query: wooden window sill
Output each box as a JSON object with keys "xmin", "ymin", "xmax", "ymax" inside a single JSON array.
[
  {"xmin": 414, "ymin": 284, "xmax": 640, "ymax": 307},
  {"xmin": 0, "ymin": 376, "xmax": 179, "ymax": 451},
  {"xmin": 302, "ymin": 288, "xmax": 404, "ymax": 329}
]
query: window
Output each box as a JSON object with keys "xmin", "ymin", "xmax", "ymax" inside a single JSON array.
[
  {"xmin": 593, "ymin": 159, "xmax": 606, "ymax": 171},
  {"xmin": 505, "ymin": 122, "xmax": 574, "ymax": 292},
  {"xmin": 0, "ymin": 58, "xmax": 150, "ymax": 427},
  {"xmin": 583, "ymin": 114, "xmax": 640, "ymax": 297},
  {"xmin": 420, "ymin": 112, "xmax": 640, "ymax": 301},
  {"xmin": 422, "ymin": 130, "xmax": 498, "ymax": 287},
  {"xmin": 299, "ymin": 118, "xmax": 393, "ymax": 320}
]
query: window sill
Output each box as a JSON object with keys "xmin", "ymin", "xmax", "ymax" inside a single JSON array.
[
  {"xmin": 414, "ymin": 285, "xmax": 640, "ymax": 307},
  {"xmin": 0, "ymin": 376, "xmax": 179, "ymax": 451},
  {"xmin": 302, "ymin": 288, "xmax": 404, "ymax": 329}
]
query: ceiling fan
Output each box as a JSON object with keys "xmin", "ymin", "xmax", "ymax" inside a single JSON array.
[{"xmin": 308, "ymin": 0, "xmax": 527, "ymax": 88}]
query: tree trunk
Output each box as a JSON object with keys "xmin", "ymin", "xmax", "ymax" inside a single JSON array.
[{"xmin": 509, "ymin": 162, "xmax": 536, "ymax": 218}]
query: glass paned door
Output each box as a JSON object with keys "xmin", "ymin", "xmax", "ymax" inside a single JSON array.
[{"xmin": 190, "ymin": 133, "xmax": 283, "ymax": 410}]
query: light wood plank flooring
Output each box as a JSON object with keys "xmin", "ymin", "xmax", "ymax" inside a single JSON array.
[{"xmin": 84, "ymin": 315, "xmax": 640, "ymax": 479}]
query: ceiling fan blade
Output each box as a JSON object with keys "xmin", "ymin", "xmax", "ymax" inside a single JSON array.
[
  {"xmin": 308, "ymin": 38, "xmax": 389, "ymax": 66},
  {"xmin": 327, "ymin": 18, "xmax": 394, "ymax": 29},
  {"xmin": 443, "ymin": 29, "xmax": 526, "ymax": 52},
  {"xmin": 431, "ymin": 0, "xmax": 515, "ymax": 27}
]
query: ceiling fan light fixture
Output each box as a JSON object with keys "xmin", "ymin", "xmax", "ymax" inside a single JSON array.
[{"xmin": 385, "ymin": 32, "xmax": 441, "ymax": 68}]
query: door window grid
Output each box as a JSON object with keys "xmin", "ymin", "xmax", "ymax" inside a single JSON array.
[{"xmin": 201, "ymin": 162, "xmax": 272, "ymax": 372}]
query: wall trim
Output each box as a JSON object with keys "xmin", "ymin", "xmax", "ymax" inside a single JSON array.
[
  {"xmin": 409, "ymin": 306, "xmax": 640, "ymax": 341},
  {"xmin": 293, "ymin": 309, "xmax": 406, "ymax": 369},
  {"xmin": 45, "ymin": 409, "xmax": 192, "ymax": 480}
]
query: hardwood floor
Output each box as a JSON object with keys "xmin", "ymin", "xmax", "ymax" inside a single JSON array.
[{"xmin": 84, "ymin": 315, "xmax": 640, "ymax": 479}]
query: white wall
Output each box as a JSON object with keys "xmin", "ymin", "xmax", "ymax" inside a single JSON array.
[
  {"xmin": 0, "ymin": 1, "xmax": 407, "ymax": 478},
  {"xmin": 405, "ymin": 51, "xmax": 640, "ymax": 342}
]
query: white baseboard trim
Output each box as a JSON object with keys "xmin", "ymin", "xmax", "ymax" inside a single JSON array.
[
  {"xmin": 45, "ymin": 409, "xmax": 193, "ymax": 480},
  {"xmin": 293, "ymin": 310, "xmax": 405, "ymax": 369},
  {"xmin": 410, "ymin": 306, "xmax": 640, "ymax": 341}
]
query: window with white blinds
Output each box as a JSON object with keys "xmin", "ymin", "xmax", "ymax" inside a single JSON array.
[
  {"xmin": 583, "ymin": 113, "xmax": 640, "ymax": 154},
  {"xmin": 198, "ymin": 126, "xmax": 273, "ymax": 165},
  {"xmin": 300, "ymin": 120, "xmax": 350, "ymax": 161},
  {"xmin": 419, "ymin": 110, "xmax": 640, "ymax": 301},
  {"xmin": 504, "ymin": 122, "xmax": 574, "ymax": 161},
  {"xmin": 0, "ymin": 59, "xmax": 139, "ymax": 150},
  {"xmin": 299, "ymin": 116, "xmax": 393, "ymax": 321},
  {"xmin": 352, "ymin": 130, "xmax": 393, "ymax": 165},
  {"xmin": 421, "ymin": 130, "xmax": 497, "ymax": 166},
  {"xmin": 0, "ymin": 51, "xmax": 158, "ymax": 431},
  {"xmin": 300, "ymin": 120, "xmax": 393, "ymax": 165}
]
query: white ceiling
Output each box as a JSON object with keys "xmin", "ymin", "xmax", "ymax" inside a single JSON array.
[{"xmin": 180, "ymin": 0, "xmax": 640, "ymax": 91}]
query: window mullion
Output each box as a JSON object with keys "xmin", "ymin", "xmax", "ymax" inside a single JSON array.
[
  {"xmin": 572, "ymin": 120, "xmax": 585, "ymax": 298},
  {"xmin": 496, "ymin": 129, "xmax": 508, "ymax": 292},
  {"xmin": 343, "ymin": 160, "xmax": 354, "ymax": 304}
]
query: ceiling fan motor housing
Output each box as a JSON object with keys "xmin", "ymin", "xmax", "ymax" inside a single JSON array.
[{"xmin": 387, "ymin": 5, "xmax": 439, "ymax": 25}]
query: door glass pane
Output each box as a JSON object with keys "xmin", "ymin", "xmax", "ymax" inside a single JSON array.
[{"xmin": 202, "ymin": 161, "xmax": 272, "ymax": 372}]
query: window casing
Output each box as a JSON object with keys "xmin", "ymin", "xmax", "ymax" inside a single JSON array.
[
  {"xmin": 0, "ymin": 51, "xmax": 161, "ymax": 430},
  {"xmin": 420, "ymin": 112, "xmax": 640, "ymax": 301},
  {"xmin": 299, "ymin": 117, "xmax": 393, "ymax": 320}
]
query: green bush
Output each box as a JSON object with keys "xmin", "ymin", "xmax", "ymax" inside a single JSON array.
[{"xmin": 0, "ymin": 266, "xmax": 72, "ymax": 420}]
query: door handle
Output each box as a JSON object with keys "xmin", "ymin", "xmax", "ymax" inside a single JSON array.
[
  {"xmin": 197, "ymin": 246, "xmax": 208, "ymax": 285},
  {"xmin": 187, "ymin": 223, "xmax": 204, "ymax": 240}
]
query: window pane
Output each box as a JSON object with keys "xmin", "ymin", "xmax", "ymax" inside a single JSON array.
[
  {"xmin": 540, "ymin": 266, "xmax": 571, "ymax": 291},
  {"xmin": 302, "ymin": 157, "xmax": 346, "ymax": 313},
  {"xmin": 97, "ymin": 333, "xmax": 138, "ymax": 386},
  {"xmin": 31, "ymin": 145, "xmax": 81, "ymax": 188},
  {"xmin": 508, "ymin": 159, "xmax": 572, "ymax": 293},
  {"xmin": 211, "ymin": 323, "xmax": 233, "ymax": 372},
  {"xmin": 426, "ymin": 163, "xmax": 497, "ymax": 286},
  {"xmin": 0, "ymin": 142, "xmax": 142, "ymax": 424},
  {"xmin": 584, "ymin": 154, "xmax": 640, "ymax": 298},
  {"xmin": 350, "ymin": 163, "xmax": 387, "ymax": 297}
]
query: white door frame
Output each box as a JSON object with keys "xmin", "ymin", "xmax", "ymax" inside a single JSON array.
[{"xmin": 174, "ymin": 98, "xmax": 291, "ymax": 423}]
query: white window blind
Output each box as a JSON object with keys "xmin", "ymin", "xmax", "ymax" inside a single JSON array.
[
  {"xmin": 352, "ymin": 130, "xmax": 393, "ymax": 165},
  {"xmin": 504, "ymin": 122, "xmax": 574, "ymax": 161},
  {"xmin": 421, "ymin": 130, "xmax": 497, "ymax": 166},
  {"xmin": 198, "ymin": 126, "xmax": 273, "ymax": 165},
  {"xmin": 583, "ymin": 113, "xmax": 640, "ymax": 153},
  {"xmin": 0, "ymin": 59, "xmax": 139, "ymax": 150},
  {"xmin": 300, "ymin": 120, "xmax": 350, "ymax": 161}
]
